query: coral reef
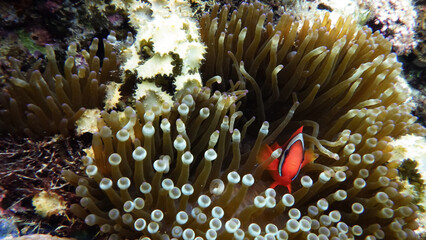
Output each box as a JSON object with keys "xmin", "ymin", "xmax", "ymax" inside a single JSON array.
[
  {"xmin": 398, "ymin": 0, "xmax": 426, "ymax": 128},
  {"xmin": 413, "ymin": 0, "xmax": 426, "ymax": 65},
  {"xmin": 363, "ymin": 0, "xmax": 418, "ymax": 55},
  {"xmin": 281, "ymin": 0, "xmax": 418, "ymax": 55},
  {"xmin": 0, "ymin": 0, "xmax": 425, "ymax": 239}
]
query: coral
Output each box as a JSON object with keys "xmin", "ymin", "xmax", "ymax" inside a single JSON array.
[
  {"xmin": 398, "ymin": 159, "xmax": 425, "ymax": 207},
  {"xmin": 32, "ymin": 191, "xmax": 67, "ymax": 218},
  {"xmin": 0, "ymin": 38, "xmax": 119, "ymax": 137},
  {"xmin": 16, "ymin": 29, "xmax": 47, "ymax": 54},
  {"xmin": 29, "ymin": 25, "xmax": 53, "ymax": 47},
  {"xmin": 0, "ymin": 135, "xmax": 88, "ymax": 238},
  {"xmin": 413, "ymin": 2, "xmax": 426, "ymax": 65},
  {"xmin": 109, "ymin": 0, "xmax": 206, "ymax": 107},
  {"xmin": 391, "ymin": 135, "xmax": 426, "ymax": 216},
  {"xmin": 75, "ymin": 109, "xmax": 101, "ymax": 137},
  {"xmin": 363, "ymin": 0, "xmax": 418, "ymax": 55},
  {"xmin": 281, "ymin": 0, "xmax": 418, "ymax": 55},
  {"xmin": 0, "ymin": 0, "xmax": 104, "ymax": 54},
  {"xmin": 282, "ymin": 0, "xmax": 371, "ymax": 26}
]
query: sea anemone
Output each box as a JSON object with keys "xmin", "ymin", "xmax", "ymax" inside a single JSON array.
[
  {"xmin": 195, "ymin": 2, "xmax": 425, "ymax": 239},
  {"xmin": 63, "ymin": 86, "xmax": 424, "ymax": 239},
  {"xmin": 0, "ymin": 38, "xmax": 119, "ymax": 138},
  {"xmin": 200, "ymin": 2, "xmax": 413, "ymax": 130},
  {"xmin": 64, "ymin": 87, "xmax": 301, "ymax": 239}
]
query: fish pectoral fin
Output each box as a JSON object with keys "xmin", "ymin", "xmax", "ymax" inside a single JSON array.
[
  {"xmin": 270, "ymin": 182, "xmax": 279, "ymax": 189},
  {"xmin": 267, "ymin": 159, "xmax": 279, "ymax": 171}
]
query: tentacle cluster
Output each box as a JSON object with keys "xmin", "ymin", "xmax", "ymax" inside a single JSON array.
[
  {"xmin": 200, "ymin": 2, "xmax": 412, "ymax": 132},
  {"xmin": 63, "ymin": 82, "xmax": 424, "ymax": 239},
  {"xmin": 65, "ymin": 87, "xmax": 307, "ymax": 239},
  {"xmin": 0, "ymin": 38, "xmax": 119, "ymax": 137}
]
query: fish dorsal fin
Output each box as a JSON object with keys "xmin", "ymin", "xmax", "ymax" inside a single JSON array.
[
  {"xmin": 271, "ymin": 142, "xmax": 280, "ymax": 150},
  {"xmin": 281, "ymin": 126, "xmax": 304, "ymax": 149}
]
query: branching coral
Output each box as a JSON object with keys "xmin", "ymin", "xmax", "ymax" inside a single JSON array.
[{"xmin": 0, "ymin": 39, "xmax": 120, "ymax": 137}]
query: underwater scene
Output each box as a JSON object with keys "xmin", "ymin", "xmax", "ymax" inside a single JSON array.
[{"xmin": 0, "ymin": 0, "xmax": 425, "ymax": 239}]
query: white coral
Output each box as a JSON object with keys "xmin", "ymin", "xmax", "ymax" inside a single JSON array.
[
  {"xmin": 363, "ymin": 0, "xmax": 417, "ymax": 55},
  {"xmin": 115, "ymin": 0, "xmax": 205, "ymax": 93},
  {"xmin": 285, "ymin": 0, "xmax": 417, "ymax": 55},
  {"xmin": 390, "ymin": 134, "xmax": 426, "ymax": 181}
]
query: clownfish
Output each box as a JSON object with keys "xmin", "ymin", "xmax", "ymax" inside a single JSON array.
[{"xmin": 258, "ymin": 126, "xmax": 314, "ymax": 193}]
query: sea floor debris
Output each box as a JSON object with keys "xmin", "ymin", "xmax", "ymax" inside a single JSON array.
[{"xmin": 0, "ymin": 135, "xmax": 94, "ymax": 239}]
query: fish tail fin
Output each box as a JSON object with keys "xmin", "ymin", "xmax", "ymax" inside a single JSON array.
[{"xmin": 302, "ymin": 148, "xmax": 317, "ymax": 168}]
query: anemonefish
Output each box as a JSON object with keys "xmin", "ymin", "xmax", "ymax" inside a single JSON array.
[{"xmin": 258, "ymin": 126, "xmax": 314, "ymax": 193}]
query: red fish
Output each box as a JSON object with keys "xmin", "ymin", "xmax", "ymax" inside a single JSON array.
[{"xmin": 258, "ymin": 126, "xmax": 314, "ymax": 193}]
